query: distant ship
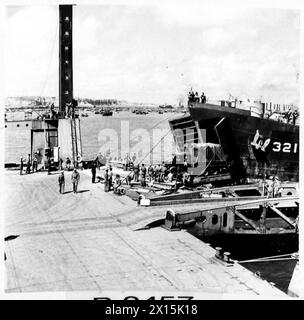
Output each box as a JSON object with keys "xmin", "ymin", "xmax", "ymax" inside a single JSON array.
[
  {"xmin": 169, "ymin": 98, "xmax": 299, "ymax": 183},
  {"xmin": 102, "ymin": 108, "xmax": 113, "ymax": 116}
]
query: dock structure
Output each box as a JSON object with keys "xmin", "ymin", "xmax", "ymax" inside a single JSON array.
[{"xmin": 4, "ymin": 169, "xmax": 287, "ymax": 297}]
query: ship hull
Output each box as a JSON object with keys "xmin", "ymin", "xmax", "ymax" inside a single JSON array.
[
  {"xmin": 169, "ymin": 103, "xmax": 299, "ymax": 182},
  {"xmin": 189, "ymin": 231, "xmax": 298, "ymax": 260}
]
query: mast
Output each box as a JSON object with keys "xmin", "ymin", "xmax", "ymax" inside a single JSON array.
[{"xmin": 59, "ymin": 5, "xmax": 73, "ymax": 116}]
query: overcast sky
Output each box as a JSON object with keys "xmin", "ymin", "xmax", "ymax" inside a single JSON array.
[{"xmin": 4, "ymin": 4, "xmax": 300, "ymax": 105}]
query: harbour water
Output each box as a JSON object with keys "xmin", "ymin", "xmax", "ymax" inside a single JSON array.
[
  {"xmin": 241, "ymin": 259, "xmax": 297, "ymax": 294},
  {"xmin": 190, "ymin": 232, "xmax": 298, "ymax": 294},
  {"xmin": 5, "ymin": 111, "xmax": 181, "ymax": 164}
]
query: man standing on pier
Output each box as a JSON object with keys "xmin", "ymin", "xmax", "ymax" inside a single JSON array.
[
  {"xmin": 58, "ymin": 171, "xmax": 65, "ymax": 194},
  {"xmin": 47, "ymin": 157, "xmax": 52, "ymax": 175},
  {"xmin": 91, "ymin": 162, "xmax": 96, "ymax": 183},
  {"xmin": 160, "ymin": 161, "xmax": 167, "ymax": 182},
  {"xmin": 32, "ymin": 153, "xmax": 38, "ymax": 172},
  {"xmin": 134, "ymin": 164, "xmax": 139, "ymax": 182},
  {"xmin": 148, "ymin": 164, "xmax": 154, "ymax": 182},
  {"xmin": 20, "ymin": 156, "xmax": 24, "ymax": 175},
  {"xmin": 109, "ymin": 166, "xmax": 113, "ymax": 190},
  {"xmin": 104, "ymin": 168, "xmax": 109, "ymax": 192},
  {"xmin": 59, "ymin": 158, "xmax": 63, "ymax": 171},
  {"xmin": 66, "ymin": 157, "xmax": 71, "ymax": 171},
  {"xmin": 26, "ymin": 154, "xmax": 31, "ymax": 174},
  {"xmin": 141, "ymin": 164, "xmax": 147, "ymax": 187},
  {"xmin": 71, "ymin": 168, "xmax": 80, "ymax": 193}
]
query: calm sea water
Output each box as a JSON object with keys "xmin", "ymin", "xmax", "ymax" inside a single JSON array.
[
  {"xmin": 5, "ymin": 111, "xmax": 182, "ymax": 164},
  {"xmin": 241, "ymin": 260, "xmax": 297, "ymax": 294},
  {"xmin": 80, "ymin": 111, "xmax": 179, "ymax": 163},
  {"xmin": 189, "ymin": 232, "xmax": 298, "ymax": 294}
]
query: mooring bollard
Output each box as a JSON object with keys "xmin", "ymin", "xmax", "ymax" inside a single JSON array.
[
  {"xmin": 215, "ymin": 247, "xmax": 222, "ymax": 259},
  {"xmin": 223, "ymin": 252, "xmax": 231, "ymax": 263}
]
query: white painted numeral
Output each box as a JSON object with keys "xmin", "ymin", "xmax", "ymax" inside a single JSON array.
[
  {"xmin": 272, "ymin": 142, "xmax": 298, "ymax": 153},
  {"xmin": 282, "ymin": 143, "xmax": 291, "ymax": 153},
  {"xmin": 272, "ymin": 142, "xmax": 281, "ymax": 152}
]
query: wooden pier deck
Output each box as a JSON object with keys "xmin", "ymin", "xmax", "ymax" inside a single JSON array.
[{"xmin": 4, "ymin": 169, "xmax": 287, "ymax": 297}]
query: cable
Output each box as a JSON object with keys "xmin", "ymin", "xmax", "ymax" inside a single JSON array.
[
  {"xmin": 238, "ymin": 252, "xmax": 298, "ymax": 264},
  {"xmin": 117, "ymin": 128, "xmax": 173, "ymax": 182}
]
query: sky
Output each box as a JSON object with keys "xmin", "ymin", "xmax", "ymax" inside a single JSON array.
[{"xmin": 4, "ymin": 4, "xmax": 300, "ymax": 105}]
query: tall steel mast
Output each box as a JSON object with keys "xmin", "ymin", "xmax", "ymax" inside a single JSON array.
[{"xmin": 59, "ymin": 5, "xmax": 73, "ymax": 116}]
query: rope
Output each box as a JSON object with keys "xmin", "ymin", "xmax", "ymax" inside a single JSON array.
[
  {"xmin": 238, "ymin": 252, "xmax": 298, "ymax": 264},
  {"xmin": 198, "ymin": 153, "xmax": 215, "ymax": 176},
  {"xmin": 138, "ymin": 129, "xmax": 173, "ymax": 165},
  {"xmin": 240, "ymin": 257, "xmax": 297, "ymax": 263},
  {"xmin": 107, "ymin": 128, "xmax": 173, "ymax": 183}
]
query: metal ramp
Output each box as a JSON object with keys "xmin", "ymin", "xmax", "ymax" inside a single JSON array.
[{"xmin": 70, "ymin": 118, "xmax": 83, "ymax": 167}]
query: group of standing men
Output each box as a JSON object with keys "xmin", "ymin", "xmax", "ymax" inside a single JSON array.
[
  {"xmin": 128, "ymin": 162, "xmax": 171, "ymax": 185},
  {"xmin": 188, "ymin": 90, "xmax": 206, "ymax": 104},
  {"xmin": 90, "ymin": 161, "xmax": 123, "ymax": 194},
  {"xmin": 20, "ymin": 153, "xmax": 39, "ymax": 175},
  {"xmin": 57, "ymin": 168, "xmax": 80, "ymax": 194}
]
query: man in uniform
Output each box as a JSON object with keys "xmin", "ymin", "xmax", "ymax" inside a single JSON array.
[
  {"xmin": 71, "ymin": 168, "xmax": 80, "ymax": 193},
  {"xmin": 65, "ymin": 102, "xmax": 70, "ymax": 118},
  {"xmin": 32, "ymin": 153, "xmax": 38, "ymax": 172},
  {"xmin": 26, "ymin": 154, "xmax": 31, "ymax": 174},
  {"xmin": 59, "ymin": 158, "xmax": 63, "ymax": 171},
  {"xmin": 104, "ymin": 168, "xmax": 109, "ymax": 192},
  {"xmin": 66, "ymin": 157, "xmax": 71, "ymax": 171},
  {"xmin": 148, "ymin": 164, "xmax": 154, "ymax": 183},
  {"xmin": 195, "ymin": 92, "xmax": 200, "ymax": 103},
  {"xmin": 47, "ymin": 157, "xmax": 52, "ymax": 175},
  {"xmin": 160, "ymin": 161, "xmax": 167, "ymax": 182},
  {"xmin": 20, "ymin": 156, "xmax": 24, "ymax": 175},
  {"xmin": 134, "ymin": 164, "xmax": 139, "ymax": 182},
  {"xmin": 113, "ymin": 174, "xmax": 122, "ymax": 194},
  {"xmin": 91, "ymin": 162, "xmax": 96, "ymax": 183},
  {"xmin": 58, "ymin": 171, "xmax": 65, "ymax": 194},
  {"xmin": 141, "ymin": 164, "xmax": 147, "ymax": 187},
  {"xmin": 109, "ymin": 166, "xmax": 113, "ymax": 190}
]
